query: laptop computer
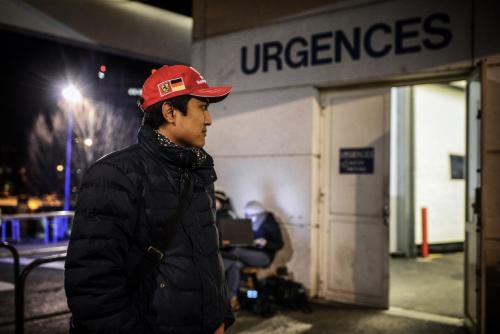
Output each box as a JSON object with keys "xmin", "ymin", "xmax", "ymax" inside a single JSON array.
[{"xmin": 219, "ymin": 218, "xmax": 254, "ymax": 246}]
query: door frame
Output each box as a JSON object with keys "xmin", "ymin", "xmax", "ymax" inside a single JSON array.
[
  {"xmin": 313, "ymin": 70, "xmax": 477, "ymax": 316},
  {"xmin": 464, "ymin": 64, "xmax": 483, "ymax": 334}
]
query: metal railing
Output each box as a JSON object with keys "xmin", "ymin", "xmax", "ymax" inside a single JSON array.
[
  {"xmin": 0, "ymin": 242, "xmax": 20, "ymax": 328},
  {"xmin": 16, "ymin": 253, "xmax": 67, "ymax": 334},
  {"xmin": 0, "ymin": 211, "xmax": 74, "ymax": 244},
  {"xmin": 0, "ymin": 241, "xmax": 20, "ymax": 280},
  {"xmin": 0, "ymin": 241, "xmax": 68, "ymax": 334}
]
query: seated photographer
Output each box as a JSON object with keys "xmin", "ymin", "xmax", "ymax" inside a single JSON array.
[{"xmin": 223, "ymin": 200, "xmax": 284, "ymax": 310}]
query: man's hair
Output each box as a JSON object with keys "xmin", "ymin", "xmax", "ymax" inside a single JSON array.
[{"xmin": 140, "ymin": 94, "xmax": 192, "ymax": 129}]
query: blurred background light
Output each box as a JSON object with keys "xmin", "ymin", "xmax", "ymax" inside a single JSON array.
[
  {"xmin": 127, "ymin": 87, "xmax": 142, "ymax": 96},
  {"xmin": 62, "ymin": 85, "xmax": 82, "ymax": 103},
  {"xmin": 83, "ymin": 138, "xmax": 93, "ymax": 147},
  {"xmin": 27, "ymin": 197, "xmax": 42, "ymax": 211}
]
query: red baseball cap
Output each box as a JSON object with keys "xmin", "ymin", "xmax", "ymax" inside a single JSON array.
[{"xmin": 140, "ymin": 65, "xmax": 232, "ymax": 110}]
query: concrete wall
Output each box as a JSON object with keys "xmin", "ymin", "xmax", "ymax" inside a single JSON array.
[
  {"xmin": 193, "ymin": 0, "xmax": 500, "ymax": 328},
  {"xmin": 192, "ymin": 0, "xmax": 342, "ymax": 40},
  {"xmin": 205, "ymin": 86, "xmax": 320, "ymax": 288},
  {"xmin": 192, "ymin": 0, "xmax": 472, "ymax": 93},
  {"xmin": 413, "ymin": 84, "xmax": 466, "ymax": 244}
]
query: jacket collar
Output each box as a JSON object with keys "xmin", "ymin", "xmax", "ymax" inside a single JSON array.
[{"xmin": 137, "ymin": 125, "xmax": 217, "ymax": 184}]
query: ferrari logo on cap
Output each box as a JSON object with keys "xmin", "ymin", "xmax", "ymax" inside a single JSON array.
[{"xmin": 158, "ymin": 81, "xmax": 171, "ymax": 96}]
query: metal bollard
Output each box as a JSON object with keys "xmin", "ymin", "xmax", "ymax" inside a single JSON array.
[{"xmin": 421, "ymin": 207, "xmax": 429, "ymax": 257}]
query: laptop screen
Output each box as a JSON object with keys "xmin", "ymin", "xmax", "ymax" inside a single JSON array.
[{"xmin": 219, "ymin": 218, "xmax": 254, "ymax": 246}]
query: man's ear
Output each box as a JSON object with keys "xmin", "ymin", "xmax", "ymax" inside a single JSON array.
[{"xmin": 161, "ymin": 103, "xmax": 176, "ymax": 125}]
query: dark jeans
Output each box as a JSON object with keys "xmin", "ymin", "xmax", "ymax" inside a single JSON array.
[{"xmin": 223, "ymin": 247, "xmax": 271, "ymax": 299}]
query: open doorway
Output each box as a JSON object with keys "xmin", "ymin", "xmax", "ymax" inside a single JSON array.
[
  {"xmin": 389, "ymin": 81, "xmax": 466, "ymax": 319},
  {"xmin": 317, "ymin": 75, "xmax": 479, "ymax": 329}
]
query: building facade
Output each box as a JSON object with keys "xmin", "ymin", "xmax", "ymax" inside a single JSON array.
[{"xmin": 192, "ymin": 0, "xmax": 500, "ymax": 333}]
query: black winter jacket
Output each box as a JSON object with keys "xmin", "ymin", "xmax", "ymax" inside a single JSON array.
[{"xmin": 64, "ymin": 125, "xmax": 234, "ymax": 334}]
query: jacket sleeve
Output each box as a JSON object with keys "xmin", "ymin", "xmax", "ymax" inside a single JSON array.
[
  {"xmin": 64, "ymin": 162, "xmax": 151, "ymax": 333},
  {"xmin": 264, "ymin": 213, "xmax": 284, "ymax": 252}
]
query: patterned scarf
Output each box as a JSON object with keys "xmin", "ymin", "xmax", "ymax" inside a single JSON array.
[{"xmin": 154, "ymin": 130, "xmax": 208, "ymax": 168}]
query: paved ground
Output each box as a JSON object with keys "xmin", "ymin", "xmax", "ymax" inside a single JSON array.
[
  {"xmin": 227, "ymin": 305, "xmax": 465, "ymax": 334},
  {"xmin": 0, "ymin": 245, "xmax": 466, "ymax": 334},
  {"xmin": 0, "ymin": 303, "xmax": 466, "ymax": 334},
  {"xmin": 0, "ymin": 305, "xmax": 466, "ymax": 334},
  {"xmin": 390, "ymin": 252, "xmax": 463, "ymax": 318}
]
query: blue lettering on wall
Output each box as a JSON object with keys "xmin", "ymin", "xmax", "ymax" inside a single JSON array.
[
  {"xmin": 241, "ymin": 44, "xmax": 260, "ymax": 74},
  {"xmin": 311, "ymin": 31, "xmax": 333, "ymax": 66},
  {"xmin": 335, "ymin": 27, "xmax": 361, "ymax": 63},
  {"xmin": 395, "ymin": 17, "xmax": 422, "ymax": 54},
  {"xmin": 364, "ymin": 23, "xmax": 392, "ymax": 58},
  {"xmin": 263, "ymin": 41, "xmax": 283, "ymax": 72},
  {"xmin": 423, "ymin": 13, "xmax": 452, "ymax": 50},
  {"xmin": 240, "ymin": 12, "xmax": 453, "ymax": 75},
  {"xmin": 285, "ymin": 37, "xmax": 309, "ymax": 68}
]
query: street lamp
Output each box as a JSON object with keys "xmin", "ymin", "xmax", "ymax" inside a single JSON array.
[
  {"xmin": 62, "ymin": 85, "xmax": 82, "ymax": 103},
  {"xmin": 61, "ymin": 84, "xmax": 82, "ymax": 214},
  {"xmin": 83, "ymin": 138, "xmax": 93, "ymax": 147}
]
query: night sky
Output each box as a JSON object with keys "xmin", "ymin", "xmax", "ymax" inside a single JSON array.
[{"xmin": 0, "ymin": 29, "xmax": 161, "ymax": 195}]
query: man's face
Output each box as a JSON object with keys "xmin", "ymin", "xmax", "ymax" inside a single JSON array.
[{"xmin": 172, "ymin": 97, "xmax": 212, "ymax": 148}]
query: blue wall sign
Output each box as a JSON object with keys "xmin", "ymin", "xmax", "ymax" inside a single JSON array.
[{"xmin": 340, "ymin": 148, "xmax": 375, "ymax": 174}]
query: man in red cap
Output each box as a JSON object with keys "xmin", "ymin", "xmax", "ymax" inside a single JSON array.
[{"xmin": 65, "ymin": 65, "xmax": 233, "ymax": 334}]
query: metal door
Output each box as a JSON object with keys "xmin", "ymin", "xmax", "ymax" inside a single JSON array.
[
  {"xmin": 464, "ymin": 67, "xmax": 481, "ymax": 333},
  {"xmin": 319, "ymin": 88, "xmax": 390, "ymax": 308}
]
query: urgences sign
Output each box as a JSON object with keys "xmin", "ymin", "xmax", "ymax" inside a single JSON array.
[{"xmin": 241, "ymin": 13, "xmax": 452, "ymax": 75}]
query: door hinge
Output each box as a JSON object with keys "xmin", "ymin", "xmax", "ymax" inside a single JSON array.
[
  {"xmin": 472, "ymin": 187, "xmax": 481, "ymax": 215},
  {"xmin": 319, "ymin": 104, "xmax": 326, "ymax": 117},
  {"xmin": 318, "ymin": 188, "xmax": 326, "ymax": 203},
  {"xmin": 476, "ymin": 108, "xmax": 481, "ymax": 120},
  {"xmin": 383, "ymin": 204, "xmax": 390, "ymax": 225}
]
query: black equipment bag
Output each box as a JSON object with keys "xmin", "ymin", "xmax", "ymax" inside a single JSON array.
[{"xmin": 261, "ymin": 276, "xmax": 312, "ymax": 313}]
